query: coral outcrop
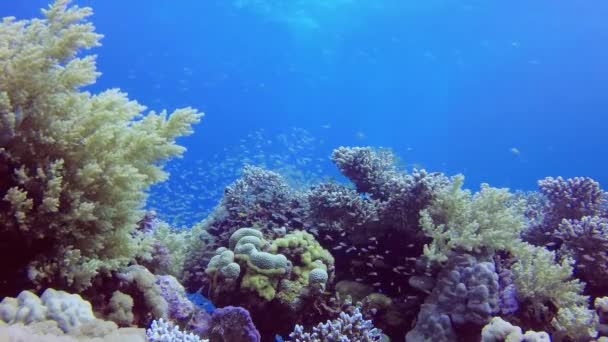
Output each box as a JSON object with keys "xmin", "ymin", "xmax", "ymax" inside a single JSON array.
[{"xmin": 0, "ymin": 0, "xmax": 202, "ymax": 293}]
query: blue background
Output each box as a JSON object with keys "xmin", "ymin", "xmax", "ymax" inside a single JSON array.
[{"xmin": 3, "ymin": 0, "xmax": 607, "ymax": 226}]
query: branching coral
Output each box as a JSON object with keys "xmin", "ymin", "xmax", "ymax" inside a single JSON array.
[
  {"xmin": 0, "ymin": 0, "xmax": 202, "ymax": 292},
  {"xmin": 306, "ymin": 182, "xmax": 380, "ymax": 232},
  {"xmin": 510, "ymin": 243, "xmax": 596, "ymax": 340},
  {"xmin": 331, "ymin": 146, "xmax": 397, "ymax": 198},
  {"xmin": 146, "ymin": 319, "xmax": 206, "ymax": 342},
  {"xmin": 289, "ymin": 306, "xmax": 382, "ymax": 342},
  {"xmin": 556, "ymin": 216, "xmax": 608, "ymax": 291},
  {"xmin": 524, "ymin": 176, "xmax": 605, "ymax": 246},
  {"xmin": 420, "ymin": 175, "xmax": 525, "ymax": 263},
  {"xmin": 538, "ymin": 176, "xmax": 603, "ymax": 221}
]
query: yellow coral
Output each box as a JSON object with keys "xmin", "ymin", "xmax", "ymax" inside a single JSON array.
[
  {"xmin": 510, "ymin": 242, "xmax": 595, "ymax": 340},
  {"xmin": 0, "ymin": 0, "xmax": 202, "ymax": 290},
  {"xmin": 420, "ymin": 175, "xmax": 525, "ymax": 263}
]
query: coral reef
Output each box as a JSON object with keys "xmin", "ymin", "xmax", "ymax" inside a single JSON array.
[
  {"xmin": 2, "ymin": 4, "xmax": 607, "ymax": 341},
  {"xmin": 0, "ymin": 0, "xmax": 202, "ymax": 293}
]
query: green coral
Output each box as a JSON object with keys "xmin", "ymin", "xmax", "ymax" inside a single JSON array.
[
  {"xmin": 0, "ymin": 0, "xmax": 202, "ymax": 291},
  {"xmin": 269, "ymin": 231, "xmax": 334, "ymax": 306},
  {"xmin": 510, "ymin": 243, "xmax": 596, "ymax": 340},
  {"xmin": 419, "ymin": 175, "xmax": 595, "ymax": 340},
  {"xmin": 150, "ymin": 222, "xmax": 194, "ymax": 278},
  {"xmin": 241, "ymin": 273, "xmax": 279, "ymax": 302},
  {"xmin": 269, "ymin": 230, "xmax": 334, "ymax": 271},
  {"xmin": 420, "ymin": 175, "xmax": 524, "ymax": 263},
  {"xmin": 206, "ymin": 228, "xmax": 333, "ymax": 306}
]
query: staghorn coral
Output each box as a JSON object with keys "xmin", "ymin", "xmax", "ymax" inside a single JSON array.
[
  {"xmin": 0, "ymin": 0, "xmax": 202, "ymax": 292},
  {"xmin": 420, "ymin": 175, "xmax": 525, "ymax": 263}
]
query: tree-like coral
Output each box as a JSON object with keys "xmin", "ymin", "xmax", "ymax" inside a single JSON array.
[
  {"xmin": 419, "ymin": 175, "xmax": 525, "ymax": 263},
  {"xmin": 0, "ymin": 0, "xmax": 202, "ymax": 293},
  {"xmin": 510, "ymin": 243, "xmax": 596, "ymax": 340}
]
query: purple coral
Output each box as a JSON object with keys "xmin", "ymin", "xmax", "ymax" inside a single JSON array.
[
  {"xmin": 208, "ymin": 165, "xmax": 307, "ymax": 243},
  {"xmin": 539, "ymin": 176, "xmax": 603, "ymax": 221},
  {"xmin": 557, "ymin": 216, "xmax": 608, "ymax": 289},
  {"xmin": 331, "ymin": 146, "xmax": 396, "ymax": 198},
  {"xmin": 525, "ymin": 176, "xmax": 604, "ymax": 247},
  {"xmin": 307, "ymin": 182, "xmax": 380, "ymax": 232},
  {"xmin": 156, "ymin": 275, "xmax": 196, "ymax": 323},
  {"xmin": 209, "ymin": 306, "xmax": 261, "ymax": 342}
]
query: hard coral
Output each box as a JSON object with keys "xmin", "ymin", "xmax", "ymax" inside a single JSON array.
[
  {"xmin": 539, "ymin": 176, "xmax": 603, "ymax": 221},
  {"xmin": 406, "ymin": 252, "xmax": 500, "ymax": 341},
  {"xmin": 146, "ymin": 318, "xmax": 206, "ymax": 342},
  {"xmin": 0, "ymin": 0, "xmax": 202, "ymax": 293},
  {"xmin": 557, "ymin": 216, "xmax": 608, "ymax": 291},
  {"xmin": 289, "ymin": 306, "xmax": 382, "ymax": 342},
  {"xmin": 331, "ymin": 146, "xmax": 396, "ymax": 197},
  {"xmin": 525, "ymin": 176, "xmax": 604, "ymax": 247},
  {"xmin": 510, "ymin": 243, "xmax": 596, "ymax": 340}
]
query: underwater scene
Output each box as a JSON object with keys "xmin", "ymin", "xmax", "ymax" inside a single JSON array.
[{"xmin": 0, "ymin": 0, "xmax": 607, "ymax": 341}]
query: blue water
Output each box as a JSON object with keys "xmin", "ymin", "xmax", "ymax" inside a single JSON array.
[{"xmin": 4, "ymin": 0, "xmax": 608, "ymax": 226}]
